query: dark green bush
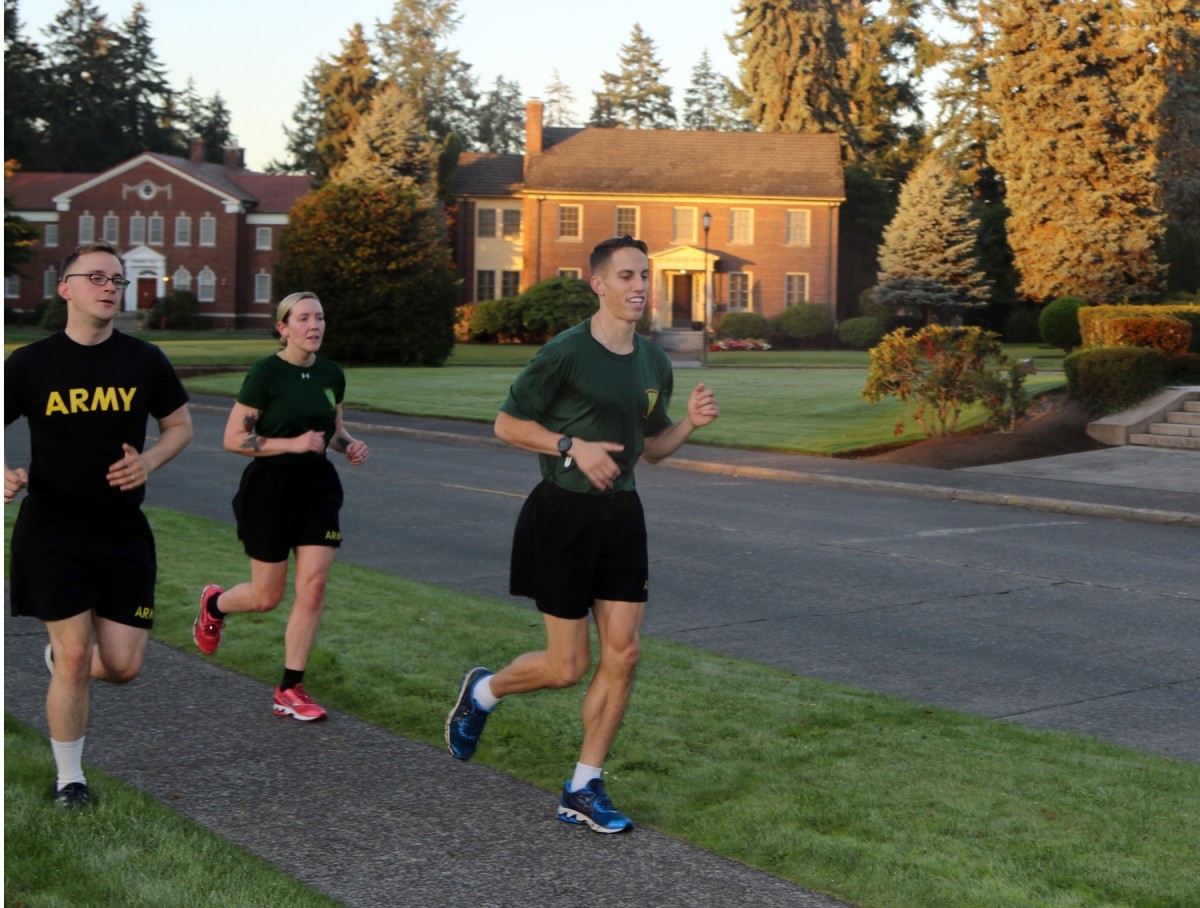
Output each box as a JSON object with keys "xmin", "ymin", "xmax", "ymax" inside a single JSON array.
[
  {"xmin": 1063, "ymin": 346, "xmax": 1167, "ymax": 414},
  {"xmin": 469, "ymin": 296, "xmax": 526, "ymax": 342},
  {"xmin": 837, "ymin": 316, "xmax": 885, "ymax": 349},
  {"xmin": 715, "ymin": 311, "xmax": 769, "ymax": 339},
  {"xmin": 146, "ymin": 291, "xmax": 199, "ymax": 330},
  {"xmin": 1039, "ymin": 296, "xmax": 1087, "ymax": 352},
  {"xmin": 768, "ymin": 302, "xmax": 835, "ymax": 348},
  {"xmin": 320, "ymin": 271, "xmax": 456, "ymax": 365},
  {"xmin": 519, "ymin": 276, "xmax": 595, "ymax": 338},
  {"xmin": 1165, "ymin": 352, "xmax": 1200, "ymax": 380},
  {"xmin": 1168, "ymin": 310, "xmax": 1200, "ymax": 353},
  {"xmin": 39, "ymin": 297, "xmax": 67, "ymax": 331},
  {"xmin": 1004, "ymin": 306, "xmax": 1041, "ymax": 343}
]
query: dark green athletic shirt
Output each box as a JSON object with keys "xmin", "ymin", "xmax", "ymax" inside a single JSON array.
[
  {"xmin": 500, "ymin": 318, "xmax": 674, "ymax": 494},
  {"xmin": 237, "ymin": 354, "xmax": 345, "ymax": 464}
]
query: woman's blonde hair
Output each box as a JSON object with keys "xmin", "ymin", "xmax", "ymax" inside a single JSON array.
[{"xmin": 275, "ymin": 292, "xmax": 320, "ymax": 348}]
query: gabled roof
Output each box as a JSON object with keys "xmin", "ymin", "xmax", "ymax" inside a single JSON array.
[
  {"xmin": 527, "ymin": 129, "xmax": 844, "ymax": 200},
  {"xmin": 4, "ymin": 172, "xmax": 93, "ymax": 209},
  {"xmin": 452, "ymin": 153, "xmax": 525, "ymax": 198},
  {"xmin": 225, "ymin": 172, "xmax": 312, "ymax": 213}
]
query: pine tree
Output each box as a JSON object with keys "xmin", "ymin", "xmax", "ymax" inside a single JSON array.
[
  {"xmin": 179, "ymin": 88, "xmax": 234, "ymax": 163},
  {"xmin": 4, "ymin": 0, "xmax": 50, "ymax": 166},
  {"xmin": 312, "ymin": 24, "xmax": 379, "ymax": 183},
  {"xmin": 114, "ymin": 3, "xmax": 181, "ymax": 157},
  {"xmin": 874, "ymin": 154, "xmax": 989, "ymax": 323},
  {"xmin": 989, "ymin": 0, "xmax": 1166, "ymax": 303},
  {"xmin": 587, "ymin": 73, "xmax": 621, "ymax": 128},
  {"xmin": 272, "ymin": 63, "xmax": 327, "ymax": 174},
  {"xmin": 682, "ymin": 49, "xmax": 748, "ymax": 131},
  {"xmin": 333, "ymin": 81, "xmax": 438, "ymax": 204},
  {"xmin": 475, "ymin": 76, "xmax": 524, "ymax": 153},
  {"xmin": 590, "ymin": 24, "xmax": 676, "ymax": 129},
  {"xmin": 543, "ymin": 69, "xmax": 576, "ymax": 127}
]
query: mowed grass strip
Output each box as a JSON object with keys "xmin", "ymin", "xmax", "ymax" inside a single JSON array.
[{"xmin": 8, "ymin": 508, "xmax": 1193, "ymax": 908}]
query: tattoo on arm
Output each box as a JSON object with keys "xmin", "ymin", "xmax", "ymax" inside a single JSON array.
[
  {"xmin": 330, "ymin": 434, "xmax": 351, "ymax": 453},
  {"xmin": 239, "ymin": 412, "xmax": 262, "ymax": 452}
]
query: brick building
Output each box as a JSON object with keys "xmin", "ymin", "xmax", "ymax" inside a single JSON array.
[
  {"xmin": 453, "ymin": 100, "xmax": 845, "ymax": 343},
  {"xmin": 4, "ymin": 140, "xmax": 310, "ymax": 328}
]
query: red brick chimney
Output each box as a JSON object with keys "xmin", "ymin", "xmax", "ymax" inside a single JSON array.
[
  {"xmin": 524, "ymin": 98, "xmax": 544, "ymax": 178},
  {"xmin": 223, "ymin": 146, "xmax": 245, "ymax": 169},
  {"xmin": 189, "ymin": 136, "xmax": 205, "ymax": 163}
]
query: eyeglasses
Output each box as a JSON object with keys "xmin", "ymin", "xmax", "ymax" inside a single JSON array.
[{"xmin": 64, "ymin": 273, "xmax": 132, "ymax": 289}]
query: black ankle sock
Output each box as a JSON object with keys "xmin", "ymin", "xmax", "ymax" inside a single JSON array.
[
  {"xmin": 281, "ymin": 668, "xmax": 305, "ymax": 691},
  {"xmin": 206, "ymin": 591, "xmax": 225, "ymax": 620}
]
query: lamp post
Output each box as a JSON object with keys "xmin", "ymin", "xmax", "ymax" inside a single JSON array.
[{"xmin": 701, "ymin": 210, "xmax": 712, "ymax": 368}]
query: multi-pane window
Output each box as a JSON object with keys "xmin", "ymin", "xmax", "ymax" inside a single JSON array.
[
  {"xmin": 672, "ymin": 207, "xmax": 696, "ymax": 244},
  {"xmin": 255, "ymin": 227, "xmax": 272, "ymax": 250},
  {"xmin": 175, "ymin": 215, "xmax": 192, "ymax": 245},
  {"xmin": 785, "ymin": 273, "xmax": 809, "ymax": 307},
  {"xmin": 728, "ymin": 272, "xmax": 750, "ymax": 311},
  {"xmin": 616, "ymin": 206, "xmax": 638, "ymax": 237},
  {"xmin": 44, "ymin": 224, "xmax": 59, "ymax": 247},
  {"xmin": 557, "ymin": 268, "xmax": 582, "ymax": 279},
  {"xmin": 199, "ymin": 216, "xmax": 216, "ymax": 246},
  {"xmin": 558, "ymin": 205, "xmax": 581, "ymax": 239},
  {"xmin": 501, "ymin": 270, "xmax": 520, "ymax": 298},
  {"xmin": 78, "ymin": 215, "xmax": 95, "ymax": 243},
  {"xmin": 103, "ymin": 215, "xmax": 120, "ymax": 243},
  {"xmin": 476, "ymin": 270, "xmax": 496, "ymax": 301},
  {"xmin": 477, "ymin": 209, "xmax": 496, "ymax": 237},
  {"xmin": 5, "ymin": 273, "xmax": 20, "ymax": 298},
  {"xmin": 173, "ymin": 267, "xmax": 192, "ymax": 292},
  {"xmin": 255, "ymin": 273, "xmax": 272, "ymax": 303},
  {"xmin": 729, "ymin": 209, "xmax": 753, "ymax": 245},
  {"xmin": 148, "ymin": 216, "xmax": 164, "ymax": 245},
  {"xmin": 43, "ymin": 267, "xmax": 58, "ymax": 299},
  {"xmin": 502, "ymin": 209, "xmax": 522, "ymax": 238},
  {"xmin": 785, "ymin": 209, "xmax": 811, "ymax": 246},
  {"xmin": 129, "ymin": 216, "xmax": 146, "ymax": 245},
  {"xmin": 197, "ymin": 267, "xmax": 216, "ymax": 302}
]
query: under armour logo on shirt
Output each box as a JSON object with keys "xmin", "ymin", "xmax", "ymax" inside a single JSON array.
[{"xmin": 301, "ymin": 373, "xmax": 310, "ymax": 379}]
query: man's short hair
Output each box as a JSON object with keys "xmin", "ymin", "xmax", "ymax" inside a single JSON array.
[
  {"xmin": 590, "ymin": 235, "xmax": 648, "ymax": 274},
  {"xmin": 60, "ymin": 240, "xmax": 121, "ymax": 276}
]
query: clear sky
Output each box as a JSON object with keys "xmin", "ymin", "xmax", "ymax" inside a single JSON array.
[{"xmin": 17, "ymin": 0, "xmax": 745, "ymax": 171}]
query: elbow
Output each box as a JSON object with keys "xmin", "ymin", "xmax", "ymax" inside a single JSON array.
[{"xmin": 494, "ymin": 413, "xmax": 514, "ymax": 445}]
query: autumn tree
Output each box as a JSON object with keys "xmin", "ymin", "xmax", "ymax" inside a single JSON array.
[
  {"xmin": 589, "ymin": 23, "xmax": 676, "ymax": 129},
  {"xmin": 682, "ymin": 49, "xmax": 748, "ymax": 131},
  {"xmin": 333, "ymin": 81, "xmax": 438, "ymax": 204},
  {"xmin": 308, "ymin": 24, "xmax": 379, "ymax": 184},
  {"xmin": 543, "ymin": 69, "xmax": 577, "ymax": 126},
  {"xmin": 874, "ymin": 154, "xmax": 989, "ymax": 324},
  {"xmin": 989, "ymin": 0, "xmax": 1167, "ymax": 303}
]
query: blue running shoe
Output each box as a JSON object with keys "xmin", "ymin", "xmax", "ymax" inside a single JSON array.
[
  {"xmin": 445, "ymin": 667, "xmax": 492, "ymax": 761},
  {"xmin": 557, "ymin": 778, "xmax": 634, "ymax": 833}
]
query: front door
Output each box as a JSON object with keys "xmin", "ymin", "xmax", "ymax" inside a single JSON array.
[
  {"xmin": 137, "ymin": 277, "xmax": 157, "ymax": 310},
  {"xmin": 671, "ymin": 273, "xmax": 692, "ymax": 328}
]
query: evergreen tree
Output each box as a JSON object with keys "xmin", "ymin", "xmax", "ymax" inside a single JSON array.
[
  {"xmin": 587, "ymin": 73, "xmax": 621, "ymax": 128},
  {"xmin": 271, "ymin": 63, "xmax": 327, "ymax": 174},
  {"xmin": 543, "ymin": 69, "xmax": 576, "ymax": 126},
  {"xmin": 989, "ymin": 0, "xmax": 1167, "ymax": 303},
  {"xmin": 180, "ymin": 87, "xmax": 235, "ymax": 163},
  {"xmin": 311, "ymin": 24, "xmax": 379, "ymax": 184},
  {"xmin": 874, "ymin": 154, "xmax": 989, "ymax": 323},
  {"xmin": 591, "ymin": 24, "xmax": 676, "ymax": 129},
  {"xmin": 333, "ymin": 80, "xmax": 438, "ymax": 204},
  {"xmin": 4, "ymin": 0, "xmax": 50, "ymax": 167},
  {"xmin": 114, "ymin": 3, "xmax": 181, "ymax": 158},
  {"xmin": 475, "ymin": 76, "xmax": 524, "ymax": 153},
  {"xmin": 682, "ymin": 48, "xmax": 749, "ymax": 131},
  {"xmin": 375, "ymin": 0, "xmax": 477, "ymax": 145}
]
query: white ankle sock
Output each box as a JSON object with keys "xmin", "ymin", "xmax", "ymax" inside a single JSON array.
[
  {"xmin": 472, "ymin": 675, "xmax": 499, "ymax": 712},
  {"xmin": 570, "ymin": 762, "xmax": 603, "ymax": 792},
  {"xmin": 51, "ymin": 736, "xmax": 87, "ymax": 789}
]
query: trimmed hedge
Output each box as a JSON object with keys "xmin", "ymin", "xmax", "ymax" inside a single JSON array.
[
  {"xmin": 1038, "ymin": 296, "xmax": 1087, "ymax": 352},
  {"xmin": 715, "ymin": 311, "xmax": 769, "ymax": 339},
  {"xmin": 1063, "ymin": 346, "xmax": 1168, "ymax": 414},
  {"xmin": 768, "ymin": 302, "xmax": 835, "ymax": 348},
  {"xmin": 1078, "ymin": 303, "xmax": 1200, "ymax": 349},
  {"xmin": 837, "ymin": 316, "xmax": 885, "ymax": 349},
  {"xmin": 1105, "ymin": 316, "xmax": 1191, "ymax": 356}
]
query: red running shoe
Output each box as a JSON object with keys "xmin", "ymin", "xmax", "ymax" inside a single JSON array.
[
  {"xmin": 193, "ymin": 584, "xmax": 225, "ymax": 655},
  {"xmin": 273, "ymin": 684, "xmax": 327, "ymax": 722}
]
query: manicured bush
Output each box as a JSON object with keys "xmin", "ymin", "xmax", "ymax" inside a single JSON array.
[
  {"xmin": 837, "ymin": 316, "xmax": 885, "ymax": 349},
  {"xmin": 1038, "ymin": 296, "xmax": 1087, "ymax": 352},
  {"xmin": 1105, "ymin": 316, "xmax": 1191, "ymax": 356},
  {"xmin": 146, "ymin": 291, "xmax": 198, "ymax": 330},
  {"xmin": 715, "ymin": 311, "xmax": 769, "ymax": 339},
  {"xmin": 519, "ymin": 276, "xmax": 595, "ymax": 338},
  {"xmin": 468, "ymin": 296, "xmax": 526, "ymax": 343},
  {"xmin": 768, "ymin": 302, "xmax": 835, "ymax": 348},
  {"xmin": 1165, "ymin": 352, "xmax": 1200, "ymax": 381},
  {"xmin": 1167, "ymin": 310, "xmax": 1200, "ymax": 353},
  {"xmin": 39, "ymin": 297, "xmax": 67, "ymax": 331},
  {"xmin": 320, "ymin": 272, "xmax": 456, "ymax": 366},
  {"xmin": 1063, "ymin": 346, "xmax": 1167, "ymax": 414}
]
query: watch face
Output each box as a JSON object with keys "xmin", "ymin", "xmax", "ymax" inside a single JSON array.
[{"xmin": 558, "ymin": 436, "xmax": 572, "ymax": 455}]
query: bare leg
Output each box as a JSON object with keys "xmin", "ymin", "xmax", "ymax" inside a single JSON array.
[
  {"xmin": 579, "ymin": 599, "xmax": 644, "ymax": 767},
  {"xmin": 283, "ymin": 545, "xmax": 335, "ymax": 671},
  {"xmin": 489, "ymin": 612, "xmax": 592, "ymax": 697},
  {"xmin": 213, "ymin": 558, "xmax": 289, "ymax": 615},
  {"xmin": 45, "ymin": 612, "xmax": 97, "ymax": 743}
]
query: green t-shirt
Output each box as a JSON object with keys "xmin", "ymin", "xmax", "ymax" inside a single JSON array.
[
  {"xmin": 500, "ymin": 318, "xmax": 674, "ymax": 494},
  {"xmin": 237, "ymin": 354, "xmax": 346, "ymax": 463}
]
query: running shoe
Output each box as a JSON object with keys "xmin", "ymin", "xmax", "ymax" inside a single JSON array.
[
  {"xmin": 193, "ymin": 584, "xmax": 225, "ymax": 655},
  {"xmin": 51, "ymin": 782, "xmax": 92, "ymax": 809},
  {"xmin": 273, "ymin": 684, "xmax": 327, "ymax": 722},
  {"xmin": 557, "ymin": 778, "xmax": 634, "ymax": 833},
  {"xmin": 445, "ymin": 667, "xmax": 492, "ymax": 761}
]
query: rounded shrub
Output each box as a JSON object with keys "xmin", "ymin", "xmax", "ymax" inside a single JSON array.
[
  {"xmin": 519, "ymin": 276, "xmax": 595, "ymax": 339},
  {"xmin": 39, "ymin": 297, "xmax": 67, "ymax": 331},
  {"xmin": 715, "ymin": 311, "xmax": 768, "ymax": 339},
  {"xmin": 468, "ymin": 296, "xmax": 526, "ymax": 343},
  {"xmin": 837, "ymin": 316, "xmax": 885, "ymax": 349},
  {"xmin": 1039, "ymin": 296, "xmax": 1087, "ymax": 352},
  {"xmin": 1063, "ymin": 346, "xmax": 1167, "ymax": 414},
  {"xmin": 769, "ymin": 302, "xmax": 835, "ymax": 348},
  {"xmin": 147, "ymin": 290, "xmax": 199, "ymax": 330}
]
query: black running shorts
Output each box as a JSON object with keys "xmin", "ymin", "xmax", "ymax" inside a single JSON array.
[
  {"xmin": 232, "ymin": 457, "xmax": 344, "ymax": 563},
  {"xmin": 509, "ymin": 480, "xmax": 649, "ymax": 620},
  {"xmin": 9, "ymin": 496, "xmax": 157, "ymax": 627}
]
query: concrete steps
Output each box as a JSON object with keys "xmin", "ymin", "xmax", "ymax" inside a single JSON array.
[{"xmin": 1129, "ymin": 399, "xmax": 1200, "ymax": 450}]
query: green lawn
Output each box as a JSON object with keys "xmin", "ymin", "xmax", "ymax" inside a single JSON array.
[{"xmin": 7, "ymin": 507, "xmax": 1197, "ymax": 908}]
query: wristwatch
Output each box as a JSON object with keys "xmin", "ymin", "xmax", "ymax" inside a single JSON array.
[{"xmin": 557, "ymin": 436, "xmax": 573, "ymax": 457}]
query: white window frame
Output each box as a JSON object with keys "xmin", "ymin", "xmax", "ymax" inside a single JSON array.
[
  {"xmin": 501, "ymin": 270, "xmax": 520, "ymax": 298},
  {"xmin": 148, "ymin": 216, "xmax": 164, "ymax": 245},
  {"xmin": 615, "ymin": 206, "xmax": 638, "ymax": 237},
  {"xmin": 477, "ymin": 209, "xmax": 496, "ymax": 238},
  {"xmin": 785, "ymin": 273, "xmax": 809, "ymax": 307},
  {"xmin": 557, "ymin": 268, "xmax": 582, "ymax": 279},
  {"xmin": 43, "ymin": 267, "xmax": 58, "ymax": 299},
  {"xmin": 786, "ymin": 209, "xmax": 811, "ymax": 246},
  {"xmin": 175, "ymin": 215, "xmax": 192, "ymax": 246},
  {"xmin": 502, "ymin": 209, "xmax": 522, "ymax": 239},
  {"xmin": 255, "ymin": 227, "xmax": 272, "ymax": 250},
  {"xmin": 199, "ymin": 215, "xmax": 216, "ymax": 247},
  {"xmin": 729, "ymin": 208, "xmax": 753, "ymax": 245},
  {"xmin": 728, "ymin": 272, "xmax": 751, "ymax": 312},
  {"xmin": 197, "ymin": 267, "xmax": 216, "ymax": 302},
  {"xmin": 557, "ymin": 205, "xmax": 581, "ymax": 240},
  {"xmin": 102, "ymin": 215, "xmax": 119, "ymax": 243},
  {"xmin": 254, "ymin": 272, "xmax": 272, "ymax": 303},
  {"xmin": 5, "ymin": 273, "xmax": 20, "ymax": 298},
  {"xmin": 44, "ymin": 223, "xmax": 59, "ymax": 248},
  {"xmin": 672, "ymin": 207, "xmax": 697, "ymax": 244},
  {"xmin": 129, "ymin": 215, "xmax": 146, "ymax": 245},
  {"xmin": 78, "ymin": 215, "xmax": 95, "ymax": 243},
  {"xmin": 172, "ymin": 267, "xmax": 192, "ymax": 293},
  {"xmin": 476, "ymin": 270, "xmax": 496, "ymax": 301}
]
